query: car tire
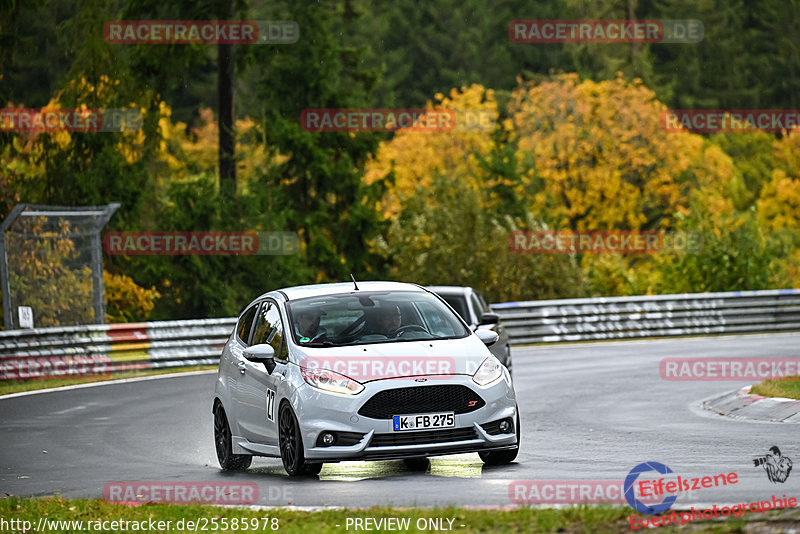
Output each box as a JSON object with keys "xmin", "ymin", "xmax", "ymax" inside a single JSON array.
[
  {"xmin": 301, "ymin": 462, "xmax": 324, "ymax": 475},
  {"xmin": 213, "ymin": 402, "xmax": 252, "ymax": 471},
  {"xmin": 479, "ymin": 410, "xmax": 520, "ymax": 465},
  {"xmin": 279, "ymin": 403, "xmax": 319, "ymax": 476},
  {"xmin": 402, "ymin": 457, "xmax": 430, "ymax": 471}
]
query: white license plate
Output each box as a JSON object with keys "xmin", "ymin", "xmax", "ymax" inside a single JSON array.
[{"xmin": 392, "ymin": 412, "xmax": 455, "ymax": 431}]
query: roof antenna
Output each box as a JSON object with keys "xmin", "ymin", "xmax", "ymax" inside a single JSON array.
[{"xmin": 350, "ymin": 273, "xmax": 359, "ymax": 291}]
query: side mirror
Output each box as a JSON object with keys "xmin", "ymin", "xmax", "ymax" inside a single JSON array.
[
  {"xmin": 479, "ymin": 312, "xmax": 500, "ymax": 326},
  {"xmin": 243, "ymin": 344, "xmax": 276, "ymax": 373},
  {"xmin": 475, "ymin": 329, "xmax": 499, "ymax": 347}
]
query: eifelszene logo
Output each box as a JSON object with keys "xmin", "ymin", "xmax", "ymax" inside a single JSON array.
[
  {"xmin": 625, "ymin": 462, "xmax": 740, "ymax": 516},
  {"xmin": 624, "ymin": 462, "xmax": 678, "ymax": 515}
]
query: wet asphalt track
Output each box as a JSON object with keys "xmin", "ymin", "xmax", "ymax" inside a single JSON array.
[{"xmin": 1, "ymin": 333, "xmax": 799, "ymax": 508}]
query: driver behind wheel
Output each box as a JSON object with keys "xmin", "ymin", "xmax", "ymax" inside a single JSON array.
[
  {"xmin": 296, "ymin": 309, "xmax": 327, "ymax": 343},
  {"xmin": 377, "ymin": 304, "xmax": 403, "ymax": 337}
]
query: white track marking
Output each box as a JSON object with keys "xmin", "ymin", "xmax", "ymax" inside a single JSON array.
[{"xmin": 0, "ymin": 369, "xmax": 217, "ymax": 401}]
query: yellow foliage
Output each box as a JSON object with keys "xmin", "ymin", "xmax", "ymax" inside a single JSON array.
[
  {"xmin": 366, "ymin": 75, "xmax": 764, "ymax": 299},
  {"xmin": 757, "ymin": 169, "xmax": 800, "ymax": 232},
  {"xmin": 364, "ymin": 84, "xmax": 498, "ymax": 218},
  {"xmin": 369, "ymin": 74, "xmax": 740, "ymax": 234},
  {"xmin": 151, "ymin": 105, "xmax": 272, "ymax": 194},
  {"xmin": 104, "ymin": 271, "xmax": 161, "ymax": 323},
  {"xmin": 758, "ymin": 132, "xmax": 800, "ymax": 233},
  {"xmin": 508, "ymin": 73, "xmax": 736, "ymax": 230},
  {"xmin": 783, "ymin": 249, "xmax": 800, "ymax": 289}
]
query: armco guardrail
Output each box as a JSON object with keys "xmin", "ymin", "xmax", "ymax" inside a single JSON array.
[
  {"xmin": 2, "ymin": 289, "xmax": 799, "ymax": 380},
  {"xmin": 0, "ymin": 318, "xmax": 235, "ymax": 380},
  {"xmin": 491, "ymin": 288, "xmax": 800, "ymax": 344}
]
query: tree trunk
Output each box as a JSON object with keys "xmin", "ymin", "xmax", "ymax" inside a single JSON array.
[{"xmin": 218, "ymin": 0, "xmax": 236, "ymax": 199}]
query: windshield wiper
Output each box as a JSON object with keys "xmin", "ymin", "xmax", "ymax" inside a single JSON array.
[{"xmin": 302, "ymin": 340, "xmax": 338, "ymax": 347}]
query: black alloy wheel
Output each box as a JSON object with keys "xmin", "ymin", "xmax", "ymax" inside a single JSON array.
[
  {"xmin": 279, "ymin": 403, "xmax": 322, "ymax": 476},
  {"xmin": 213, "ymin": 403, "xmax": 252, "ymax": 471}
]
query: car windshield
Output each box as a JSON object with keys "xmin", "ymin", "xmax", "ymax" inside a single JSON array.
[{"xmin": 286, "ymin": 290, "xmax": 470, "ymax": 347}]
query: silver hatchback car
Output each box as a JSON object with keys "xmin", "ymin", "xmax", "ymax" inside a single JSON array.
[{"xmin": 213, "ymin": 281, "xmax": 519, "ymax": 476}]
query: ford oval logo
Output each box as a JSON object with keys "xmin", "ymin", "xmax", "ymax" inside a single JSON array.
[{"xmin": 415, "ymin": 378, "xmax": 427, "ymax": 382}]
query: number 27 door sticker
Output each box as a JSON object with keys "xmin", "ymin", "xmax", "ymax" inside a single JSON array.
[{"xmin": 266, "ymin": 388, "xmax": 276, "ymax": 421}]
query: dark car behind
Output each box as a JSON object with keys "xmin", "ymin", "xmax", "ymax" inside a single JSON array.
[{"xmin": 426, "ymin": 286, "xmax": 511, "ymax": 375}]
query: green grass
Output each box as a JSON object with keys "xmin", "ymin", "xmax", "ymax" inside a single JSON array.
[
  {"xmin": 750, "ymin": 376, "xmax": 800, "ymax": 400},
  {"xmin": 2, "ymin": 497, "xmax": 799, "ymax": 533},
  {"xmin": 0, "ymin": 366, "xmax": 217, "ymax": 396},
  {"xmin": 0, "ymin": 496, "xmax": 678, "ymax": 533}
]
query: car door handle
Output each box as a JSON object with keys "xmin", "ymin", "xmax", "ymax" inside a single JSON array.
[{"xmin": 237, "ymin": 360, "xmax": 247, "ymax": 374}]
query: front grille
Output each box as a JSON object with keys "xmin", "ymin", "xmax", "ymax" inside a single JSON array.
[
  {"xmin": 358, "ymin": 385, "xmax": 485, "ymax": 419},
  {"xmin": 370, "ymin": 427, "xmax": 478, "ymax": 447}
]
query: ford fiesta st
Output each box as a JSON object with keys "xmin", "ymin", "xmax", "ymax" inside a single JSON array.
[{"xmin": 213, "ymin": 281, "xmax": 519, "ymax": 476}]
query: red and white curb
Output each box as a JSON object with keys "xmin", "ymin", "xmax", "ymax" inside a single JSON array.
[{"xmin": 703, "ymin": 386, "xmax": 800, "ymax": 423}]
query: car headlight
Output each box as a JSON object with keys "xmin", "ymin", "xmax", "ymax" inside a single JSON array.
[
  {"xmin": 301, "ymin": 367, "xmax": 364, "ymax": 395},
  {"xmin": 472, "ymin": 356, "xmax": 503, "ymax": 386}
]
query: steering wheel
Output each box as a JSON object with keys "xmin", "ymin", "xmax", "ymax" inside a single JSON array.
[
  {"xmin": 338, "ymin": 315, "xmax": 366, "ymax": 338},
  {"xmin": 393, "ymin": 324, "xmax": 429, "ymax": 337}
]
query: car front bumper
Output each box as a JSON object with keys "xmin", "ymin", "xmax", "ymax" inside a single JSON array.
[{"xmin": 293, "ymin": 371, "xmax": 518, "ymax": 461}]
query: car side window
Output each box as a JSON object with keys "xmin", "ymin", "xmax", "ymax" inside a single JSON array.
[
  {"xmin": 250, "ymin": 301, "xmax": 285, "ymax": 360},
  {"xmin": 266, "ymin": 304, "xmax": 286, "ymax": 361},
  {"xmin": 442, "ymin": 295, "xmax": 470, "ymax": 323},
  {"xmin": 236, "ymin": 305, "xmax": 258, "ymax": 344},
  {"xmin": 470, "ymin": 293, "xmax": 485, "ymax": 322},
  {"xmin": 475, "ymin": 291, "xmax": 490, "ymax": 313},
  {"xmin": 250, "ymin": 303, "xmax": 270, "ymax": 347}
]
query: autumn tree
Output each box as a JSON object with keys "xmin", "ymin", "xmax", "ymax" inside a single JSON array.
[
  {"xmin": 365, "ymin": 85, "xmax": 586, "ymax": 301},
  {"xmin": 756, "ymin": 130, "xmax": 800, "ymax": 288},
  {"xmin": 508, "ymin": 73, "xmax": 742, "ymax": 232}
]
